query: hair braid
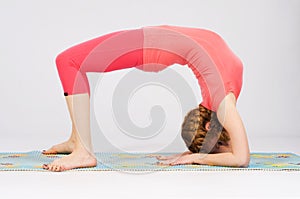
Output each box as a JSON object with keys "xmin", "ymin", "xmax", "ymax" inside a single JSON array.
[{"xmin": 181, "ymin": 104, "xmax": 230, "ymax": 153}]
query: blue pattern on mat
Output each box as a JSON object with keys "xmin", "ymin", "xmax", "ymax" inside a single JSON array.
[{"xmin": 0, "ymin": 151, "xmax": 300, "ymax": 171}]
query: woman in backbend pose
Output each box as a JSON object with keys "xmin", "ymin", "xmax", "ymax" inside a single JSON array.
[{"xmin": 43, "ymin": 25, "xmax": 250, "ymax": 171}]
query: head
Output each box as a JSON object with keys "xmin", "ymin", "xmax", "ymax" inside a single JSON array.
[{"xmin": 181, "ymin": 104, "xmax": 231, "ymax": 153}]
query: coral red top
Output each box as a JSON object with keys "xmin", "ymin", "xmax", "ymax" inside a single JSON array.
[
  {"xmin": 56, "ymin": 25, "xmax": 243, "ymax": 111},
  {"xmin": 141, "ymin": 25, "xmax": 243, "ymax": 111}
]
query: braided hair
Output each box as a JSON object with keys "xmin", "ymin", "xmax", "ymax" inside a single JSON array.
[{"xmin": 181, "ymin": 104, "xmax": 230, "ymax": 153}]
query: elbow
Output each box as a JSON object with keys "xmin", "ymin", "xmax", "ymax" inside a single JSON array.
[
  {"xmin": 238, "ymin": 159, "xmax": 250, "ymax": 168},
  {"xmin": 237, "ymin": 154, "xmax": 250, "ymax": 168}
]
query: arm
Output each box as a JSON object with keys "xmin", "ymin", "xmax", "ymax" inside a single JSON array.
[{"xmin": 168, "ymin": 93, "xmax": 250, "ymax": 167}]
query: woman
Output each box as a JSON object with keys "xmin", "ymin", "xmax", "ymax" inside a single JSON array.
[{"xmin": 43, "ymin": 25, "xmax": 250, "ymax": 171}]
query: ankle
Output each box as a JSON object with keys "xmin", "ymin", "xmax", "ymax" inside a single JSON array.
[
  {"xmin": 72, "ymin": 139, "xmax": 93, "ymax": 153},
  {"xmin": 68, "ymin": 131, "xmax": 94, "ymax": 154},
  {"xmin": 68, "ymin": 137, "xmax": 76, "ymax": 145}
]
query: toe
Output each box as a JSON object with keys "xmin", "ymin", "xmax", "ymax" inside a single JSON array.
[
  {"xmin": 42, "ymin": 148, "xmax": 57, "ymax": 154},
  {"xmin": 61, "ymin": 165, "xmax": 68, "ymax": 172},
  {"xmin": 55, "ymin": 165, "xmax": 63, "ymax": 172},
  {"xmin": 42, "ymin": 164, "xmax": 49, "ymax": 170},
  {"xmin": 49, "ymin": 164, "xmax": 56, "ymax": 172},
  {"xmin": 52, "ymin": 165, "xmax": 58, "ymax": 172},
  {"xmin": 59, "ymin": 166, "xmax": 65, "ymax": 172},
  {"xmin": 47, "ymin": 164, "xmax": 52, "ymax": 171}
]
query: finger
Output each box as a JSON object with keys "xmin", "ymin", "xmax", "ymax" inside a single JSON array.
[
  {"xmin": 146, "ymin": 154, "xmax": 160, "ymax": 158},
  {"xmin": 145, "ymin": 154, "xmax": 155, "ymax": 158},
  {"xmin": 156, "ymin": 156, "xmax": 172, "ymax": 160},
  {"xmin": 156, "ymin": 161, "xmax": 171, "ymax": 166},
  {"xmin": 170, "ymin": 160, "xmax": 190, "ymax": 166},
  {"xmin": 170, "ymin": 161, "xmax": 183, "ymax": 166},
  {"xmin": 146, "ymin": 154, "xmax": 167, "ymax": 160}
]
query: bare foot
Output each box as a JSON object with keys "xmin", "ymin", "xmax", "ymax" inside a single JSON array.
[
  {"xmin": 42, "ymin": 139, "xmax": 75, "ymax": 154},
  {"xmin": 43, "ymin": 148, "xmax": 97, "ymax": 172}
]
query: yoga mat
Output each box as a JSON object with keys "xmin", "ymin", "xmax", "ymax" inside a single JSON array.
[{"xmin": 0, "ymin": 151, "xmax": 300, "ymax": 171}]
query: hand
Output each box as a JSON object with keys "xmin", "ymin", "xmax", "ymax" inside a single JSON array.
[
  {"xmin": 169, "ymin": 153, "xmax": 200, "ymax": 165},
  {"xmin": 147, "ymin": 151, "xmax": 192, "ymax": 161},
  {"xmin": 146, "ymin": 154, "xmax": 173, "ymax": 160},
  {"xmin": 157, "ymin": 153, "xmax": 204, "ymax": 166}
]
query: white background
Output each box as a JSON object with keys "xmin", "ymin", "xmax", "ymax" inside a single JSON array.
[
  {"xmin": 1, "ymin": 1, "xmax": 300, "ymax": 199},
  {"xmin": 0, "ymin": 0, "xmax": 299, "ymax": 153}
]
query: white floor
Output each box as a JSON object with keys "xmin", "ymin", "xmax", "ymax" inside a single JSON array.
[
  {"xmin": 1, "ymin": 136, "xmax": 300, "ymax": 199},
  {"xmin": 1, "ymin": 171, "xmax": 300, "ymax": 199}
]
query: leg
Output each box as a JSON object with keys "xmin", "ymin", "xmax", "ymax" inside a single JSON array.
[
  {"xmin": 43, "ymin": 93, "xmax": 97, "ymax": 171},
  {"xmin": 43, "ymin": 30, "xmax": 144, "ymax": 171},
  {"xmin": 43, "ymin": 55, "xmax": 91, "ymax": 154},
  {"xmin": 43, "ymin": 48, "xmax": 96, "ymax": 171}
]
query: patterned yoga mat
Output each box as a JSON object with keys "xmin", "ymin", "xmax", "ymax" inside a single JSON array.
[{"xmin": 0, "ymin": 151, "xmax": 300, "ymax": 171}]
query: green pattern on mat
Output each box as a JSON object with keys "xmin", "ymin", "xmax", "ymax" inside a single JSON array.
[{"xmin": 0, "ymin": 151, "xmax": 300, "ymax": 171}]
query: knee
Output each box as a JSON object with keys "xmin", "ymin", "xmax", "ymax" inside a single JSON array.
[
  {"xmin": 55, "ymin": 51, "xmax": 70, "ymax": 70},
  {"xmin": 55, "ymin": 44, "xmax": 82, "ymax": 69}
]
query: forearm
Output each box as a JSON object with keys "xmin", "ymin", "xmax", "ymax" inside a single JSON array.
[
  {"xmin": 193, "ymin": 152, "xmax": 249, "ymax": 167},
  {"xmin": 168, "ymin": 151, "xmax": 191, "ymax": 158}
]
